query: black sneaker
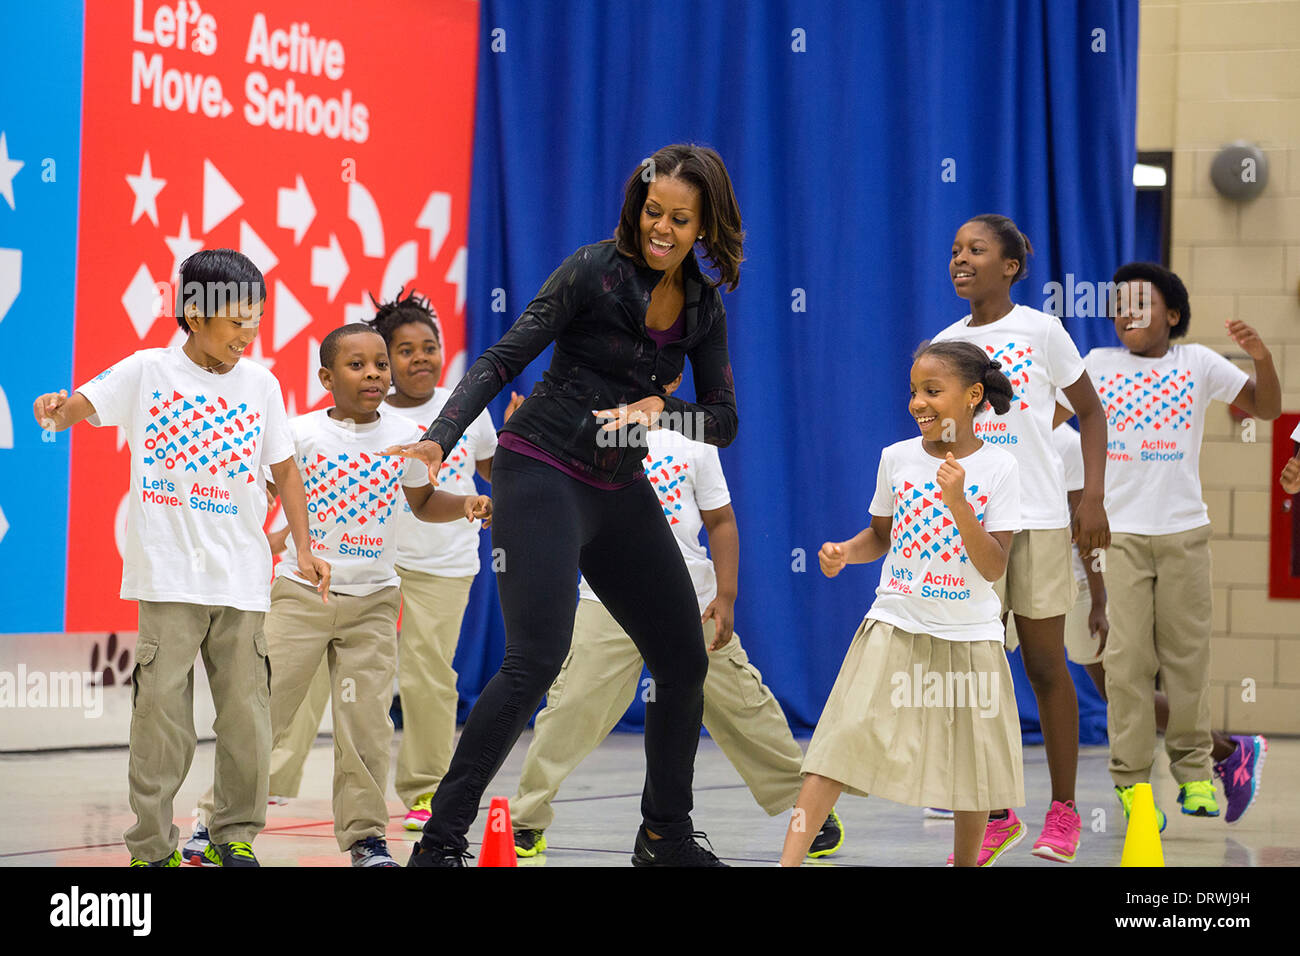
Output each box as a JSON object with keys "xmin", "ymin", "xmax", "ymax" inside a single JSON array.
[
  {"xmin": 808, "ymin": 808, "xmax": 845, "ymax": 858},
  {"xmin": 631, "ymin": 827, "xmax": 727, "ymax": 867},
  {"xmin": 407, "ymin": 841, "xmax": 473, "ymax": 867},
  {"xmin": 514, "ymin": 829, "xmax": 547, "ymax": 857}
]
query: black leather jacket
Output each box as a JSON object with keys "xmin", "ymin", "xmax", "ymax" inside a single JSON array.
[{"xmin": 424, "ymin": 240, "xmax": 738, "ymax": 484}]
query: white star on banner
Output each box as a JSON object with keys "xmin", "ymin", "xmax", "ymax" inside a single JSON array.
[
  {"xmin": 0, "ymin": 132, "xmax": 24, "ymax": 211},
  {"xmin": 164, "ymin": 213, "xmax": 204, "ymax": 278},
  {"xmin": 126, "ymin": 152, "xmax": 167, "ymax": 227}
]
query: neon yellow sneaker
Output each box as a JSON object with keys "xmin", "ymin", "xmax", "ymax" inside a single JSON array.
[
  {"xmin": 514, "ymin": 829, "xmax": 547, "ymax": 857},
  {"xmin": 403, "ymin": 792, "xmax": 433, "ymax": 831},
  {"xmin": 128, "ymin": 850, "xmax": 182, "ymax": 867},
  {"xmin": 1177, "ymin": 780, "xmax": 1220, "ymax": 817},
  {"xmin": 1115, "ymin": 785, "xmax": 1167, "ymax": 832},
  {"xmin": 202, "ymin": 840, "xmax": 260, "ymax": 867},
  {"xmin": 807, "ymin": 808, "xmax": 845, "ymax": 858}
]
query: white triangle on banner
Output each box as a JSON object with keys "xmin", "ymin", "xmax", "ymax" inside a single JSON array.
[
  {"xmin": 306, "ymin": 336, "xmax": 329, "ymax": 408},
  {"xmin": 240, "ymin": 220, "xmax": 279, "ymax": 275},
  {"xmin": 273, "ymin": 279, "xmax": 313, "ymax": 352},
  {"xmin": 122, "ymin": 262, "xmax": 160, "ymax": 339},
  {"xmin": 0, "ymin": 247, "xmax": 20, "ymax": 323},
  {"xmin": 203, "ymin": 159, "xmax": 244, "ymax": 234}
]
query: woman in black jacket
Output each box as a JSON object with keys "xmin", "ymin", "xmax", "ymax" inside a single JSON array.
[{"xmin": 386, "ymin": 143, "xmax": 744, "ymax": 866}]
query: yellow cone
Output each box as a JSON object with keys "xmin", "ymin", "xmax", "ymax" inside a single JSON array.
[{"xmin": 1120, "ymin": 783, "xmax": 1165, "ymax": 867}]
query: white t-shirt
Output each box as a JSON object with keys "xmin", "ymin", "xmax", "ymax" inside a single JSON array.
[
  {"xmin": 275, "ymin": 409, "xmax": 430, "ymax": 596},
  {"xmin": 76, "ymin": 346, "xmax": 294, "ymax": 612},
  {"xmin": 930, "ymin": 304, "xmax": 1087, "ymax": 529},
  {"xmin": 866, "ymin": 438, "xmax": 1021, "ymax": 643},
  {"xmin": 578, "ymin": 428, "xmax": 731, "ymax": 614},
  {"xmin": 1078, "ymin": 344, "xmax": 1249, "ymax": 535},
  {"xmin": 1052, "ymin": 423, "xmax": 1088, "ymax": 583},
  {"xmin": 388, "ymin": 388, "xmax": 498, "ymax": 577}
]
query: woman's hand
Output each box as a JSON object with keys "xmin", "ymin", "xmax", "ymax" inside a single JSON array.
[
  {"xmin": 381, "ymin": 439, "xmax": 445, "ymax": 482},
  {"xmin": 593, "ymin": 395, "xmax": 665, "ymax": 431},
  {"xmin": 464, "ymin": 494, "xmax": 492, "ymax": 528},
  {"xmin": 503, "ymin": 391, "xmax": 525, "ymax": 423}
]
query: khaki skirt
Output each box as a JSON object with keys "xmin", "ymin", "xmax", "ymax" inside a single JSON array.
[{"xmin": 801, "ymin": 617, "xmax": 1025, "ymax": 811}]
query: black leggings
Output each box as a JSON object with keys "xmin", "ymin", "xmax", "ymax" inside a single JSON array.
[{"xmin": 421, "ymin": 445, "xmax": 708, "ymax": 849}]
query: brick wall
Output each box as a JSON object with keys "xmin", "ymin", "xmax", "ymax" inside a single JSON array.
[{"xmin": 1138, "ymin": 0, "xmax": 1300, "ymax": 733}]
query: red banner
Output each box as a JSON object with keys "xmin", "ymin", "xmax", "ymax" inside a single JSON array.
[{"xmin": 68, "ymin": 0, "xmax": 477, "ymax": 630}]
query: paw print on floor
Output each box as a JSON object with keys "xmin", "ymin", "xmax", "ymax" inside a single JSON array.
[{"xmin": 89, "ymin": 633, "xmax": 132, "ymax": 688}]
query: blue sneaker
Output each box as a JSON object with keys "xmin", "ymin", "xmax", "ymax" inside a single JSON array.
[{"xmin": 1214, "ymin": 735, "xmax": 1267, "ymax": 824}]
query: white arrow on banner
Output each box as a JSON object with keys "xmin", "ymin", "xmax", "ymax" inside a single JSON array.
[
  {"xmin": 310, "ymin": 233, "xmax": 349, "ymax": 303},
  {"xmin": 0, "ymin": 247, "xmax": 20, "ymax": 323},
  {"xmin": 202, "ymin": 159, "xmax": 243, "ymax": 234},
  {"xmin": 0, "ymin": 383, "xmax": 12, "ymax": 449},
  {"xmin": 416, "ymin": 191, "xmax": 451, "ymax": 261},
  {"xmin": 273, "ymin": 279, "xmax": 313, "ymax": 352},
  {"xmin": 240, "ymin": 220, "xmax": 279, "ymax": 275},
  {"xmin": 379, "ymin": 240, "xmax": 417, "ymax": 304},
  {"xmin": 277, "ymin": 175, "xmax": 316, "ymax": 245},
  {"xmin": 445, "ymin": 246, "xmax": 468, "ymax": 315},
  {"xmin": 347, "ymin": 181, "xmax": 384, "ymax": 258},
  {"xmin": 306, "ymin": 336, "xmax": 329, "ymax": 407},
  {"xmin": 0, "ymin": 501, "xmax": 9, "ymax": 546}
]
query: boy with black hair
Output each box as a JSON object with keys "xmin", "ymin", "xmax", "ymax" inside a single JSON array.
[
  {"xmin": 33, "ymin": 248, "xmax": 330, "ymax": 867},
  {"xmin": 192, "ymin": 323, "xmax": 492, "ymax": 866}
]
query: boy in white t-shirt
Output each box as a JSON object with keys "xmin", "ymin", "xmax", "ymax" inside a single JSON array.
[
  {"xmin": 33, "ymin": 249, "xmax": 330, "ymax": 867},
  {"xmin": 1058, "ymin": 262, "xmax": 1279, "ymax": 829},
  {"xmin": 192, "ymin": 324, "xmax": 492, "ymax": 867},
  {"xmin": 508, "ymin": 377, "xmax": 844, "ymax": 861}
]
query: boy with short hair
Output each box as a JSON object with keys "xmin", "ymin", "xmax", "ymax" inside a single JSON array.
[
  {"xmin": 193, "ymin": 323, "xmax": 491, "ymax": 866},
  {"xmin": 33, "ymin": 249, "xmax": 329, "ymax": 867}
]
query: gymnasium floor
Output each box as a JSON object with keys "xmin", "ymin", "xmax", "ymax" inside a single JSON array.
[{"xmin": 2, "ymin": 733, "xmax": 1296, "ymax": 867}]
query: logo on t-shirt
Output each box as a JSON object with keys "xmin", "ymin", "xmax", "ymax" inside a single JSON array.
[
  {"xmin": 890, "ymin": 479, "xmax": 987, "ymax": 563},
  {"xmin": 646, "ymin": 452, "xmax": 689, "ymax": 524},
  {"xmin": 984, "ymin": 342, "xmax": 1032, "ymax": 412},
  {"xmin": 1096, "ymin": 369, "xmax": 1193, "ymax": 432},
  {"xmin": 142, "ymin": 390, "xmax": 263, "ymax": 482},
  {"xmin": 301, "ymin": 450, "xmax": 403, "ymax": 529}
]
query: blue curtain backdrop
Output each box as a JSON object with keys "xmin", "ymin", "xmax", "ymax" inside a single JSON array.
[{"xmin": 452, "ymin": 0, "xmax": 1136, "ymax": 744}]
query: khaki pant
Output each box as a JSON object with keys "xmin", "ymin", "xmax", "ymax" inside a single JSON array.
[
  {"xmin": 127, "ymin": 601, "xmax": 270, "ymax": 860},
  {"xmin": 393, "ymin": 566, "xmax": 475, "ymax": 808},
  {"xmin": 994, "ymin": 527, "xmax": 1079, "ymax": 620},
  {"xmin": 267, "ymin": 658, "xmax": 331, "ymax": 798},
  {"xmin": 199, "ymin": 578, "xmax": 401, "ymax": 849},
  {"xmin": 510, "ymin": 599, "xmax": 804, "ymax": 831},
  {"xmin": 1104, "ymin": 525, "xmax": 1214, "ymax": 787}
]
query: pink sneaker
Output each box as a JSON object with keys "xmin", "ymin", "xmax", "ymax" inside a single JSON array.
[
  {"xmin": 1031, "ymin": 800, "xmax": 1081, "ymax": 862},
  {"xmin": 946, "ymin": 809, "xmax": 1024, "ymax": 866}
]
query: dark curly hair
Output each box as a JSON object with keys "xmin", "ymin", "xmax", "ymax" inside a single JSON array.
[{"xmin": 366, "ymin": 285, "xmax": 442, "ymax": 347}]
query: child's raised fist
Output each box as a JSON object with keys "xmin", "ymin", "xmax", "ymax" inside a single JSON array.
[
  {"xmin": 33, "ymin": 390, "xmax": 68, "ymax": 428},
  {"xmin": 936, "ymin": 452, "xmax": 965, "ymax": 504},
  {"xmin": 1281, "ymin": 456, "xmax": 1300, "ymax": 495},
  {"xmin": 819, "ymin": 541, "xmax": 847, "ymax": 578},
  {"xmin": 1225, "ymin": 319, "xmax": 1270, "ymax": 362}
]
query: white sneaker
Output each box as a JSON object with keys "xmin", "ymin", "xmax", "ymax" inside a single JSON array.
[{"xmin": 350, "ymin": 836, "xmax": 399, "ymax": 867}]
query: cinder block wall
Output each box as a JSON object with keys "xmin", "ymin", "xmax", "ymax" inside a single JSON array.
[{"xmin": 1138, "ymin": 0, "xmax": 1300, "ymax": 733}]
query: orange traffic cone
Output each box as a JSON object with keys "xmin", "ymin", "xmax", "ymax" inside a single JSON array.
[
  {"xmin": 1120, "ymin": 783, "xmax": 1165, "ymax": 867},
  {"xmin": 477, "ymin": 796, "xmax": 517, "ymax": 867}
]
